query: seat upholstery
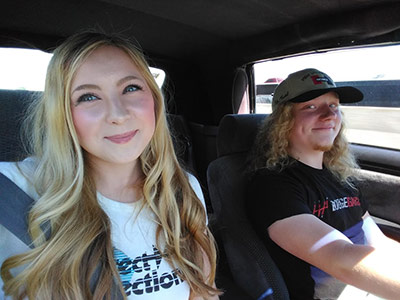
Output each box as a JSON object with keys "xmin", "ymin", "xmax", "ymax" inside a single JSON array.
[
  {"xmin": 167, "ymin": 113, "xmax": 197, "ymax": 175},
  {"xmin": 207, "ymin": 114, "xmax": 289, "ymax": 300},
  {"xmin": 0, "ymin": 89, "xmax": 38, "ymax": 162}
]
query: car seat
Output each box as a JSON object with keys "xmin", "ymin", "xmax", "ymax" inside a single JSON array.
[
  {"xmin": 207, "ymin": 114, "xmax": 290, "ymax": 300},
  {"xmin": 167, "ymin": 113, "xmax": 197, "ymax": 175},
  {"xmin": 0, "ymin": 89, "xmax": 38, "ymax": 162}
]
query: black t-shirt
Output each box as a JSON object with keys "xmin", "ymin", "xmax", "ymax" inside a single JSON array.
[{"xmin": 246, "ymin": 160, "xmax": 368, "ymax": 300}]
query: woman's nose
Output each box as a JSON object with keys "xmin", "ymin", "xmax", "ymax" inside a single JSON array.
[{"xmin": 106, "ymin": 97, "xmax": 130, "ymax": 124}]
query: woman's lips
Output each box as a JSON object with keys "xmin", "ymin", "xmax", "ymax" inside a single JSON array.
[
  {"xmin": 313, "ymin": 127, "xmax": 334, "ymax": 131},
  {"xmin": 105, "ymin": 130, "xmax": 137, "ymax": 144}
]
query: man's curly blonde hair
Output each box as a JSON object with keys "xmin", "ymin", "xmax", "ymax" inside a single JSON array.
[{"xmin": 250, "ymin": 102, "xmax": 359, "ymax": 185}]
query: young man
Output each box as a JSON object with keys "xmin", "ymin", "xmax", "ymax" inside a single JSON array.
[{"xmin": 247, "ymin": 68, "xmax": 400, "ymax": 300}]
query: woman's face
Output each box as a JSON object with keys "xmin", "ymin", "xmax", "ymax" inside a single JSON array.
[{"xmin": 70, "ymin": 46, "xmax": 156, "ymax": 168}]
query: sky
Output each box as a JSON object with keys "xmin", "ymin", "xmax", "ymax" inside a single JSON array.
[{"xmin": 254, "ymin": 44, "xmax": 400, "ymax": 84}]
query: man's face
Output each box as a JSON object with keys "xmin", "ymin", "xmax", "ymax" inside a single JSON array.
[{"xmin": 288, "ymin": 92, "xmax": 342, "ymax": 155}]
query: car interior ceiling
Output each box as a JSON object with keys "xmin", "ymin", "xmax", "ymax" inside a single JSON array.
[
  {"xmin": 1, "ymin": 1, "xmax": 400, "ymax": 299},
  {"xmin": 2, "ymin": 1, "xmax": 400, "ymax": 124}
]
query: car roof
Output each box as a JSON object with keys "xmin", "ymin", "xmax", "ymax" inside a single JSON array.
[
  {"xmin": 2, "ymin": 0, "xmax": 400, "ymax": 65},
  {"xmin": 2, "ymin": 0, "xmax": 400, "ymax": 125}
]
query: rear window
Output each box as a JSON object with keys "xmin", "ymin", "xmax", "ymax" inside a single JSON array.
[
  {"xmin": 253, "ymin": 44, "xmax": 400, "ymax": 150},
  {"xmin": 0, "ymin": 48, "xmax": 52, "ymax": 91},
  {"xmin": 0, "ymin": 48, "xmax": 166, "ymax": 91}
]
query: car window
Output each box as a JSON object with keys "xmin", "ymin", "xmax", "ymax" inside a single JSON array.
[
  {"xmin": 0, "ymin": 48, "xmax": 166, "ymax": 91},
  {"xmin": 0, "ymin": 48, "xmax": 52, "ymax": 91},
  {"xmin": 253, "ymin": 44, "xmax": 400, "ymax": 150}
]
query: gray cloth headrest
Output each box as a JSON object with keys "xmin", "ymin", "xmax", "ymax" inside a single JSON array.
[{"xmin": 217, "ymin": 114, "xmax": 268, "ymax": 157}]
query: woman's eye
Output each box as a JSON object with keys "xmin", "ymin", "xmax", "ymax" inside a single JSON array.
[
  {"xmin": 77, "ymin": 93, "xmax": 99, "ymax": 103},
  {"xmin": 123, "ymin": 84, "xmax": 142, "ymax": 94},
  {"xmin": 306, "ymin": 104, "xmax": 316, "ymax": 109},
  {"xmin": 330, "ymin": 103, "xmax": 339, "ymax": 109}
]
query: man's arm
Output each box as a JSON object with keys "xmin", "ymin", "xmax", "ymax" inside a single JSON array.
[{"xmin": 269, "ymin": 213, "xmax": 400, "ymax": 300}]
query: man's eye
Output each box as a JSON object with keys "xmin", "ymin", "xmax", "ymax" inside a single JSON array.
[
  {"xmin": 123, "ymin": 84, "xmax": 142, "ymax": 94},
  {"xmin": 306, "ymin": 105, "xmax": 316, "ymax": 109},
  {"xmin": 77, "ymin": 94, "xmax": 99, "ymax": 103},
  {"xmin": 330, "ymin": 103, "xmax": 338, "ymax": 108}
]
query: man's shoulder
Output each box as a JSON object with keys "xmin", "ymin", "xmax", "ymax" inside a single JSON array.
[
  {"xmin": 251, "ymin": 162, "xmax": 302, "ymax": 180},
  {"xmin": 248, "ymin": 163, "xmax": 315, "ymax": 199}
]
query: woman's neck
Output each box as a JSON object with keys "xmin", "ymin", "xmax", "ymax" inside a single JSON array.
[{"xmin": 90, "ymin": 159, "xmax": 144, "ymax": 203}]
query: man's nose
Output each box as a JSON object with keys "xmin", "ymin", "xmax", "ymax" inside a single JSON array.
[{"xmin": 320, "ymin": 104, "xmax": 337, "ymax": 119}]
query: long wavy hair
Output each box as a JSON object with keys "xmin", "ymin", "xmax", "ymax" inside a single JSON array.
[
  {"xmin": 1, "ymin": 31, "xmax": 219, "ymax": 299},
  {"xmin": 251, "ymin": 102, "xmax": 359, "ymax": 185}
]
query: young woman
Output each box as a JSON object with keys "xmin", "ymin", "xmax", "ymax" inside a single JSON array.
[{"xmin": 0, "ymin": 31, "xmax": 219, "ymax": 300}]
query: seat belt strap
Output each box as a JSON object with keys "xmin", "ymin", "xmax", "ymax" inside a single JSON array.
[
  {"xmin": 0, "ymin": 172, "xmax": 34, "ymax": 247},
  {"xmin": 0, "ymin": 173, "xmax": 125, "ymax": 298}
]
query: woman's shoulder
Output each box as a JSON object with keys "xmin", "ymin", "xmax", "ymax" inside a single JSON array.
[
  {"xmin": 0, "ymin": 157, "xmax": 37, "ymax": 179},
  {"xmin": 0, "ymin": 157, "xmax": 38, "ymax": 199},
  {"xmin": 185, "ymin": 172, "xmax": 207, "ymax": 213},
  {"xmin": 186, "ymin": 172, "xmax": 201, "ymax": 191},
  {"xmin": 186, "ymin": 172, "xmax": 203, "ymax": 197}
]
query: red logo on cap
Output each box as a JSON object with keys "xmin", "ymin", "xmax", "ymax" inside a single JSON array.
[
  {"xmin": 311, "ymin": 75, "xmax": 323, "ymax": 85},
  {"xmin": 311, "ymin": 75, "xmax": 333, "ymax": 86}
]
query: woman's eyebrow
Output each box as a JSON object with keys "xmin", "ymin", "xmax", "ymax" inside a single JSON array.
[
  {"xmin": 117, "ymin": 75, "xmax": 141, "ymax": 86},
  {"xmin": 71, "ymin": 76, "xmax": 141, "ymax": 95},
  {"xmin": 71, "ymin": 84, "xmax": 100, "ymax": 95}
]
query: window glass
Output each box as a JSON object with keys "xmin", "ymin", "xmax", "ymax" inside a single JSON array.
[
  {"xmin": 0, "ymin": 48, "xmax": 166, "ymax": 91},
  {"xmin": 254, "ymin": 44, "xmax": 400, "ymax": 150},
  {"xmin": 0, "ymin": 48, "xmax": 52, "ymax": 91},
  {"xmin": 149, "ymin": 67, "xmax": 166, "ymax": 88}
]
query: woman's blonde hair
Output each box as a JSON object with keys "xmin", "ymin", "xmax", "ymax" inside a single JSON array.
[
  {"xmin": 251, "ymin": 102, "xmax": 359, "ymax": 185},
  {"xmin": 1, "ymin": 30, "xmax": 219, "ymax": 299}
]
